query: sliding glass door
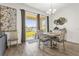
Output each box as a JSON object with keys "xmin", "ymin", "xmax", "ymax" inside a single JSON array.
[
  {"xmin": 25, "ymin": 12, "xmax": 37, "ymax": 40},
  {"xmin": 40, "ymin": 15, "xmax": 47, "ymax": 32},
  {"xmin": 25, "ymin": 11, "xmax": 48, "ymax": 41}
]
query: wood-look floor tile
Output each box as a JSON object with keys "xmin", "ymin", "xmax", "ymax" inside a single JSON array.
[{"xmin": 4, "ymin": 41, "xmax": 79, "ymax": 56}]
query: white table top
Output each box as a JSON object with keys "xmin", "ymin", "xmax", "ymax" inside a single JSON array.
[{"xmin": 43, "ymin": 31, "xmax": 62, "ymax": 37}]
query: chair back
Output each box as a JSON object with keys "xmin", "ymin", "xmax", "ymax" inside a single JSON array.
[
  {"xmin": 9, "ymin": 32, "xmax": 18, "ymax": 40},
  {"xmin": 37, "ymin": 30, "xmax": 43, "ymax": 39},
  {"xmin": 59, "ymin": 28, "xmax": 67, "ymax": 42}
]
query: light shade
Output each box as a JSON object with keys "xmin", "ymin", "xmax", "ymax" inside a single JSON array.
[
  {"xmin": 52, "ymin": 9, "xmax": 56, "ymax": 13},
  {"xmin": 49, "ymin": 8, "xmax": 52, "ymax": 11},
  {"xmin": 46, "ymin": 8, "xmax": 56, "ymax": 15}
]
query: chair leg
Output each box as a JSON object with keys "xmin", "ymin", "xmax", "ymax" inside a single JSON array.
[
  {"xmin": 35, "ymin": 35, "xmax": 36, "ymax": 39},
  {"xmin": 55, "ymin": 42, "xmax": 58, "ymax": 48},
  {"xmin": 17, "ymin": 40, "xmax": 18, "ymax": 46},
  {"xmin": 63, "ymin": 41, "xmax": 65, "ymax": 51},
  {"xmin": 50, "ymin": 40, "xmax": 52, "ymax": 48},
  {"xmin": 43, "ymin": 42, "xmax": 45, "ymax": 50},
  {"xmin": 10, "ymin": 41, "xmax": 11, "ymax": 47},
  {"xmin": 56, "ymin": 42, "xmax": 61, "ymax": 51},
  {"xmin": 56, "ymin": 42, "xmax": 59, "ymax": 49},
  {"xmin": 8, "ymin": 41, "xmax": 11, "ymax": 48},
  {"xmin": 38, "ymin": 40, "xmax": 40, "ymax": 48}
]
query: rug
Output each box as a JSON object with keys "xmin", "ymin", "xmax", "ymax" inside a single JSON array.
[
  {"xmin": 26, "ymin": 39, "xmax": 39, "ymax": 44},
  {"xmin": 26, "ymin": 39, "xmax": 49, "ymax": 45}
]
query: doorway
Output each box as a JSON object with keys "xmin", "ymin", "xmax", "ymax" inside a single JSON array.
[
  {"xmin": 40, "ymin": 15, "xmax": 47, "ymax": 32},
  {"xmin": 25, "ymin": 11, "xmax": 38, "ymax": 43}
]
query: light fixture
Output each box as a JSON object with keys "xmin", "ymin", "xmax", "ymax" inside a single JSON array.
[
  {"xmin": 46, "ymin": 3, "xmax": 56, "ymax": 15},
  {"xmin": 49, "ymin": 8, "xmax": 52, "ymax": 11},
  {"xmin": 46, "ymin": 9, "xmax": 56, "ymax": 15},
  {"xmin": 52, "ymin": 9, "xmax": 56, "ymax": 14}
]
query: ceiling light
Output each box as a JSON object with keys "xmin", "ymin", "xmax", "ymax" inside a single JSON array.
[
  {"xmin": 46, "ymin": 2, "xmax": 56, "ymax": 15},
  {"xmin": 52, "ymin": 9, "xmax": 56, "ymax": 13},
  {"xmin": 46, "ymin": 9, "xmax": 56, "ymax": 15},
  {"xmin": 46, "ymin": 11, "xmax": 51, "ymax": 15},
  {"xmin": 49, "ymin": 8, "xmax": 52, "ymax": 11},
  {"xmin": 53, "ymin": 9, "xmax": 56, "ymax": 12},
  {"xmin": 46, "ymin": 11, "xmax": 49, "ymax": 14}
]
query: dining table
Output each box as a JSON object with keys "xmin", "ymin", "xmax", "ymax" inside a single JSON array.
[{"xmin": 43, "ymin": 31, "xmax": 62, "ymax": 48}]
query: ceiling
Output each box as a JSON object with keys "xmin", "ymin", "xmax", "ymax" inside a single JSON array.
[{"xmin": 25, "ymin": 3, "xmax": 68, "ymax": 14}]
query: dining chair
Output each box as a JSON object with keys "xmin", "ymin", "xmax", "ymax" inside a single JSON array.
[
  {"xmin": 52, "ymin": 28, "xmax": 67, "ymax": 51},
  {"xmin": 54, "ymin": 27, "xmax": 59, "ymax": 30},
  {"xmin": 37, "ymin": 30, "xmax": 50, "ymax": 49}
]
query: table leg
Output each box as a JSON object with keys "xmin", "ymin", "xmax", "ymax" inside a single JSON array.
[{"xmin": 50, "ymin": 39, "xmax": 52, "ymax": 48}]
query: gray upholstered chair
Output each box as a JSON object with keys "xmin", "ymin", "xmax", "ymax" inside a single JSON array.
[
  {"xmin": 52, "ymin": 28, "xmax": 67, "ymax": 51},
  {"xmin": 37, "ymin": 30, "xmax": 50, "ymax": 49}
]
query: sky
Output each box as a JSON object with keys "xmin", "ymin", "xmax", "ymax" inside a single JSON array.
[{"xmin": 25, "ymin": 19, "xmax": 37, "ymax": 27}]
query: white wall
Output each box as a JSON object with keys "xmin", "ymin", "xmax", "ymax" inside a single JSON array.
[
  {"xmin": 0, "ymin": 3, "xmax": 47, "ymax": 44},
  {"xmin": 51, "ymin": 4, "xmax": 79, "ymax": 43}
]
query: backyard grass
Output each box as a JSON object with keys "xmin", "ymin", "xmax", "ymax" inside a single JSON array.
[{"xmin": 25, "ymin": 31, "xmax": 36, "ymax": 39}]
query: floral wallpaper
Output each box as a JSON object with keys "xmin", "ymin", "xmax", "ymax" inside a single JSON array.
[{"xmin": 0, "ymin": 5, "xmax": 17, "ymax": 31}]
